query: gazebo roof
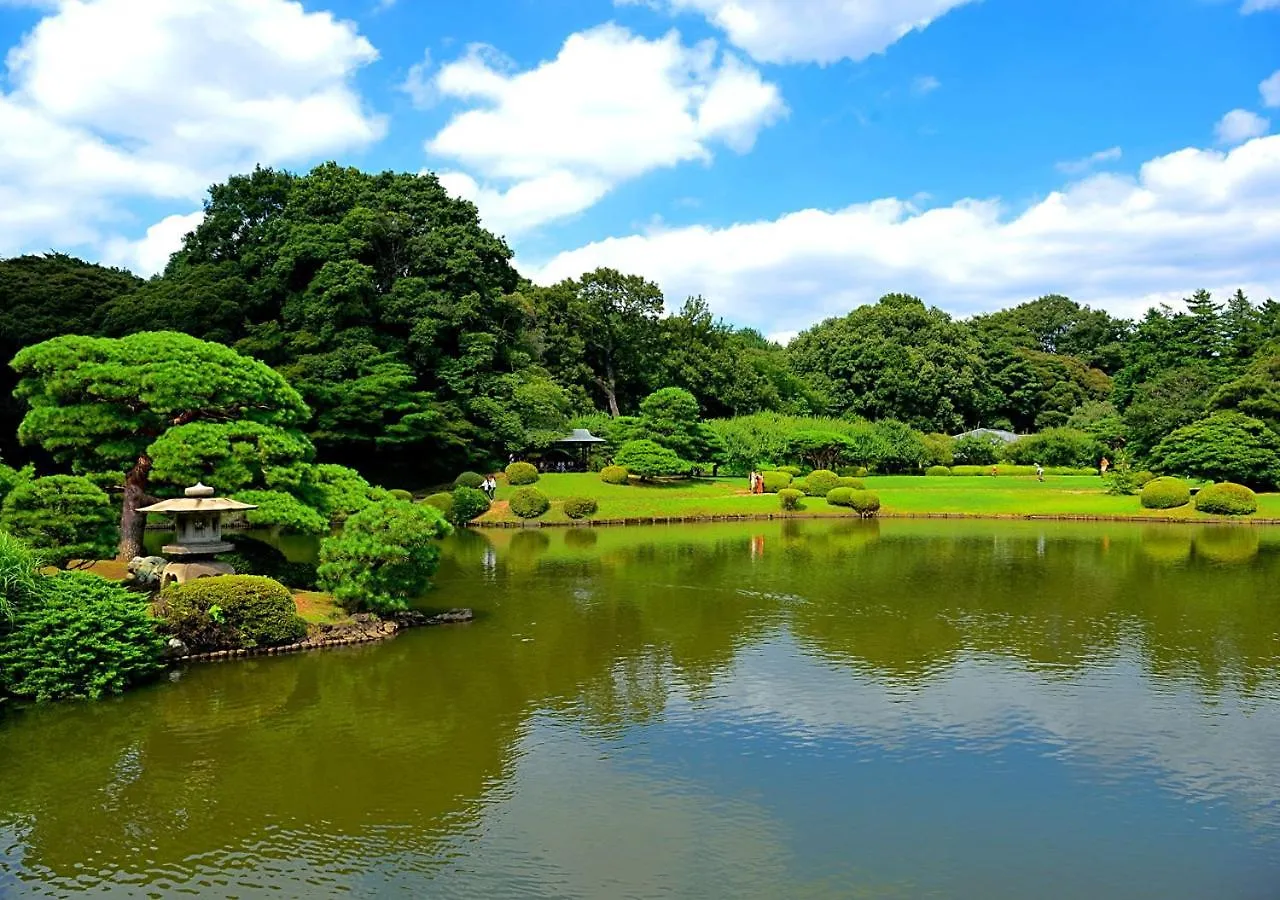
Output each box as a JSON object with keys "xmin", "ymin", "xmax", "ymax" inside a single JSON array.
[
  {"xmin": 137, "ymin": 482, "xmax": 258, "ymax": 514},
  {"xmin": 555, "ymin": 428, "xmax": 607, "ymax": 444}
]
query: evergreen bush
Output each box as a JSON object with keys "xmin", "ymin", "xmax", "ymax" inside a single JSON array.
[
  {"xmin": 761, "ymin": 470, "xmax": 793, "ymax": 493},
  {"xmin": 803, "ymin": 470, "xmax": 840, "ymax": 497},
  {"xmin": 838, "ymin": 466, "xmax": 869, "ymax": 478},
  {"xmin": 791, "ymin": 478, "xmax": 809, "ymax": 495},
  {"xmin": 454, "ymin": 471, "xmax": 485, "ymax": 490},
  {"xmin": 0, "ymin": 475, "xmax": 117, "ymax": 568},
  {"xmin": 778, "ymin": 466, "xmax": 803, "ymax": 477},
  {"xmin": 388, "ymin": 489, "xmax": 414, "ymax": 502},
  {"xmin": 155, "ymin": 575, "xmax": 307, "ymax": 653},
  {"xmin": 601, "ymin": 465, "xmax": 630, "ymax": 485},
  {"xmin": 1140, "ymin": 477, "xmax": 1191, "ymax": 510},
  {"xmin": 848, "ymin": 491, "xmax": 882, "ymax": 517},
  {"xmin": 926, "ymin": 465, "xmax": 951, "ymax": 476},
  {"xmin": 1194, "ymin": 482, "xmax": 1258, "ymax": 516},
  {"xmin": 449, "ymin": 486, "xmax": 491, "ymax": 524},
  {"xmin": 562, "ymin": 497, "xmax": 599, "ymax": 520},
  {"xmin": 836, "ymin": 477, "xmax": 866, "ymax": 490},
  {"xmin": 421, "ymin": 492, "xmax": 454, "ymax": 517},
  {"xmin": 505, "ymin": 461, "xmax": 540, "ymax": 485},
  {"xmin": 510, "ymin": 487, "xmax": 550, "ymax": 519},
  {"xmin": 826, "ymin": 487, "xmax": 854, "ymax": 507},
  {"xmin": 778, "ymin": 489, "xmax": 804, "ymax": 510}
]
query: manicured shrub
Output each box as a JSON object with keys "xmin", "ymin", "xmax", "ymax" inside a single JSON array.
[
  {"xmin": 615, "ymin": 440, "xmax": 687, "ymax": 479},
  {"xmin": 454, "ymin": 471, "xmax": 485, "ymax": 490},
  {"xmin": 449, "ymin": 486, "xmax": 491, "ymax": 524},
  {"xmin": 804, "ymin": 469, "xmax": 840, "ymax": 497},
  {"xmin": 1047, "ymin": 467, "xmax": 1099, "ymax": 477},
  {"xmin": 838, "ymin": 466, "xmax": 869, "ymax": 478},
  {"xmin": 1135, "ymin": 471, "xmax": 1156, "ymax": 487},
  {"xmin": 778, "ymin": 465, "xmax": 803, "ymax": 477},
  {"xmin": 505, "ymin": 461, "xmax": 540, "ymax": 485},
  {"xmin": 388, "ymin": 489, "xmax": 413, "ymax": 502},
  {"xmin": 826, "ymin": 487, "xmax": 854, "ymax": 507},
  {"xmin": 233, "ymin": 490, "xmax": 328, "ymax": 534},
  {"xmin": 848, "ymin": 491, "xmax": 882, "ymax": 517},
  {"xmin": 1004, "ymin": 428, "xmax": 1104, "ymax": 469},
  {"xmin": 926, "ymin": 465, "xmax": 951, "ymax": 477},
  {"xmin": 601, "ymin": 465, "xmax": 630, "ymax": 485},
  {"xmin": 1150, "ymin": 412, "xmax": 1280, "ymax": 490},
  {"xmin": 761, "ymin": 470, "xmax": 793, "ymax": 493},
  {"xmin": 0, "ymin": 475, "xmax": 118, "ymax": 568},
  {"xmin": 220, "ymin": 534, "xmax": 317, "ymax": 590},
  {"xmin": 791, "ymin": 478, "xmax": 809, "ymax": 495},
  {"xmin": 952, "ymin": 434, "xmax": 1004, "ymax": 466},
  {"xmin": 1194, "ymin": 482, "xmax": 1258, "ymax": 516},
  {"xmin": 562, "ymin": 497, "xmax": 599, "ymax": 520},
  {"xmin": 421, "ymin": 492, "xmax": 454, "ymax": 517},
  {"xmin": 155, "ymin": 575, "xmax": 306, "ymax": 653},
  {"xmin": 778, "ymin": 488, "xmax": 804, "ymax": 511},
  {"xmin": 317, "ymin": 500, "xmax": 451, "ymax": 615},
  {"xmin": 836, "ymin": 477, "xmax": 866, "ymax": 490},
  {"xmin": 1140, "ymin": 477, "xmax": 1191, "ymax": 510},
  {"xmin": 509, "ymin": 487, "xmax": 551, "ymax": 519},
  {"xmin": 1, "ymin": 571, "xmax": 164, "ymax": 702}
]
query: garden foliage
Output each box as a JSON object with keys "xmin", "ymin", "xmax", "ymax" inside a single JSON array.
[
  {"xmin": 509, "ymin": 487, "xmax": 550, "ymax": 519},
  {"xmin": 505, "ymin": 462, "xmax": 539, "ymax": 485},
  {"xmin": 1194, "ymin": 482, "xmax": 1258, "ymax": 516},
  {"xmin": 1140, "ymin": 477, "xmax": 1191, "ymax": 510},
  {"xmin": 155, "ymin": 574, "xmax": 306, "ymax": 653}
]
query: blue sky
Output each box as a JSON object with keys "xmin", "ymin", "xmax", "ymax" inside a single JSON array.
[{"xmin": 1, "ymin": 0, "xmax": 1278, "ymax": 340}]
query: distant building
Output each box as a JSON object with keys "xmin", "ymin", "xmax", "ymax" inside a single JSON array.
[{"xmin": 952, "ymin": 428, "xmax": 1020, "ymax": 444}]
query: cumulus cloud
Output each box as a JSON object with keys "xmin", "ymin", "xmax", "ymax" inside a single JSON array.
[
  {"xmin": 528, "ymin": 134, "xmax": 1280, "ymax": 333},
  {"xmin": 1262, "ymin": 70, "xmax": 1280, "ymax": 108},
  {"xmin": 425, "ymin": 24, "xmax": 785, "ymax": 236},
  {"xmin": 0, "ymin": 0, "xmax": 384, "ymax": 265},
  {"xmin": 1215, "ymin": 109, "xmax": 1270, "ymax": 145},
  {"xmin": 631, "ymin": 0, "xmax": 976, "ymax": 64},
  {"xmin": 1056, "ymin": 147, "xmax": 1122, "ymax": 175},
  {"xmin": 101, "ymin": 210, "xmax": 205, "ymax": 277},
  {"xmin": 1240, "ymin": 0, "xmax": 1280, "ymax": 11}
]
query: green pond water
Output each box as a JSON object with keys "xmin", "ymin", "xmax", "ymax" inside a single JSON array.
[{"xmin": 2, "ymin": 519, "xmax": 1280, "ymax": 898}]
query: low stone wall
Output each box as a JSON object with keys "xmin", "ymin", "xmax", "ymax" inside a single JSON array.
[
  {"xmin": 478, "ymin": 512, "xmax": 1280, "ymax": 528},
  {"xmin": 174, "ymin": 608, "xmax": 474, "ymax": 663}
]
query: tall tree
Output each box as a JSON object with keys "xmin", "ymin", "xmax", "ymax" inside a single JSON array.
[{"xmin": 11, "ymin": 333, "xmax": 310, "ymax": 559}]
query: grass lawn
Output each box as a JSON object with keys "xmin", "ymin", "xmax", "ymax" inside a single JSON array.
[{"xmin": 475, "ymin": 472, "xmax": 1280, "ymax": 525}]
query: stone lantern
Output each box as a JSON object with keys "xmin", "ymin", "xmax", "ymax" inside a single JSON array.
[{"xmin": 137, "ymin": 482, "xmax": 258, "ymax": 587}]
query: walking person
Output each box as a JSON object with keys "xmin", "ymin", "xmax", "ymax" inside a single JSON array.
[
  {"xmin": 1100, "ymin": 456, "xmax": 1110, "ymax": 477},
  {"xmin": 1036, "ymin": 463, "xmax": 1044, "ymax": 483}
]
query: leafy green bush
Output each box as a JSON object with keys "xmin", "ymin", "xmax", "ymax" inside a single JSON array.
[
  {"xmin": 838, "ymin": 466, "xmax": 869, "ymax": 478},
  {"xmin": 220, "ymin": 534, "xmax": 317, "ymax": 589},
  {"xmin": 449, "ymin": 486, "xmax": 491, "ymax": 524},
  {"xmin": 388, "ymin": 489, "xmax": 413, "ymax": 502},
  {"xmin": 848, "ymin": 491, "xmax": 882, "ymax": 517},
  {"xmin": 562, "ymin": 497, "xmax": 598, "ymax": 520},
  {"xmin": 421, "ymin": 492, "xmax": 454, "ymax": 517},
  {"xmin": 761, "ymin": 470, "xmax": 793, "ymax": 493},
  {"xmin": 0, "ymin": 475, "xmax": 117, "ymax": 568},
  {"xmin": 791, "ymin": 478, "xmax": 809, "ymax": 495},
  {"xmin": 950, "ymin": 465, "xmax": 995, "ymax": 476},
  {"xmin": 601, "ymin": 465, "xmax": 630, "ymax": 485},
  {"xmin": 804, "ymin": 470, "xmax": 840, "ymax": 497},
  {"xmin": 1194, "ymin": 483, "xmax": 1258, "ymax": 516},
  {"xmin": 1, "ymin": 571, "xmax": 164, "ymax": 702},
  {"xmin": 505, "ymin": 461, "xmax": 540, "ymax": 485},
  {"xmin": 615, "ymin": 440, "xmax": 687, "ymax": 479},
  {"xmin": 825, "ymin": 487, "xmax": 854, "ymax": 507},
  {"xmin": 836, "ymin": 477, "xmax": 866, "ymax": 490},
  {"xmin": 1, "ymin": 530, "xmax": 43, "ymax": 640},
  {"xmin": 778, "ymin": 465, "xmax": 803, "ymax": 477},
  {"xmin": 510, "ymin": 487, "xmax": 551, "ymax": 519},
  {"xmin": 926, "ymin": 465, "xmax": 951, "ymax": 477},
  {"xmin": 0, "ymin": 462, "xmax": 34, "ymax": 505},
  {"xmin": 922, "ymin": 433, "xmax": 954, "ymax": 467},
  {"xmin": 1150, "ymin": 412, "xmax": 1280, "ymax": 490},
  {"xmin": 317, "ymin": 500, "xmax": 452, "ymax": 615},
  {"xmin": 233, "ymin": 490, "xmax": 328, "ymax": 534},
  {"xmin": 155, "ymin": 575, "xmax": 307, "ymax": 653},
  {"xmin": 454, "ymin": 471, "xmax": 485, "ymax": 490},
  {"xmin": 1140, "ymin": 477, "xmax": 1191, "ymax": 510},
  {"xmin": 952, "ymin": 434, "xmax": 1004, "ymax": 466},
  {"xmin": 778, "ymin": 488, "xmax": 804, "ymax": 511},
  {"xmin": 1046, "ymin": 467, "xmax": 1099, "ymax": 476},
  {"xmin": 1135, "ymin": 471, "xmax": 1156, "ymax": 487},
  {"xmin": 1003, "ymin": 428, "xmax": 1103, "ymax": 468}
]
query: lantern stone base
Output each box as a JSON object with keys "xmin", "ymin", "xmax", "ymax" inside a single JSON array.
[{"xmin": 161, "ymin": 559, "xmax": 236, "ymax": 588}]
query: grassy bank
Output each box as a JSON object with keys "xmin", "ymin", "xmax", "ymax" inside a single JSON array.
[{"xmin": 475, "ymin": 473, "xmax": 1280, "ymax": 525}]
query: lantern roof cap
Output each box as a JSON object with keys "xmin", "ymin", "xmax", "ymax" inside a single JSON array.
[{"xmin": 137, "ymin": 482, "xmax": 257, "ymax": 514}]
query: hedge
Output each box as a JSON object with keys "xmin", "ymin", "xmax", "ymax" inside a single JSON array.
[
  {"xmin": 926, "ymin": 465, "xmax": 951, "ymax": 476},
  {"xmin": 804, "ymin": 469, "xmax": 840, "ymax": 497},
  {"xmin": 778, "ymin": 489, "xmax": 804, "ymax": 511},
  {"xmin": 510, "ymin": 487, "xmax": 550, "ymax": 519},
  {"xmin": 836, "ymin": 477, "xmax": 866, "ymax": 490},
  {"xmin": 562, "ymin": 497, "xmax": 599, "ymax": 520},
  {"xmin": 761, "ymin": 470, "xmax": 793, "ymax": 493},
  {"xmin": 601, "ymin": 465, "xmax": 630, "ymax": 485},
  {"xmin": 505, "ymin": 461, "xmax": 540, "ymax": 486},
  {"xmin": 454, "ymin": 471, "xmax": 484, "ymax": 490},
  {"xmin": 1194, "ymin": 482, "xmax": 1258, "ymax": 516},
  {"xmin": 155, "ymin": 575, "xmax": 307, "ymax": 653},
  {"xmin": 1140, "ymin": 477, "xmax": 1191, "ymax": 510}
]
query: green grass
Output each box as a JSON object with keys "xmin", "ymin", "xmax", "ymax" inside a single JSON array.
[{"xmin": 476, "ymin": 473, "xmax": 1280, "ymax": 524}]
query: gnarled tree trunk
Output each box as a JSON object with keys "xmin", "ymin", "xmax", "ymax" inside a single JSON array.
[{"xmin": 117, "ymin": 454, "xmax": 153, "ymax": 561}]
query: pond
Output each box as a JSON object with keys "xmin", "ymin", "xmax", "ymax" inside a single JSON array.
[{"xmin": 2, "ymin": 519, "xmax": 1279, "ymax": 898}]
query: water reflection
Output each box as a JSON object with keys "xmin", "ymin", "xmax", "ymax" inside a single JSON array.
[{"xmin": 3, "ymin": 519, "xmax": 1279, "ymax": 897}]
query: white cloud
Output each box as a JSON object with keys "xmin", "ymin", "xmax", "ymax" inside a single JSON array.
[
  {"xmin": 0, "ymin": 0, "xmax": 384, "ymax": 265},
  {"xmin": 634, "ymin": 0, "xmax": 976, "ymax": 64},
  {"xmin": 912, "ymin": 75, "xmax": 941, "ymax": 95},
  {"xmin": 1056, "ymin": 146, "xmax": 1122, "ymax": 175},
  {"xmin": 1262, "ymin": 70, "xmax": 1280, "ymax": 108},
  {"xmin": 400, "ymin": 50, "xmax": 435, "ymax": 108},
  {"xmin": 528, "ymin": 134, "xmax": 1280, "ymax": 333},
  {"xmin": 1215, "ymin": 109, "xmax": 1270, "ymax": 145},
  {"xmin": 101, "ymin": 210, "xmax": 204, "ymax": 277},
  {"xmin": 1241, "ymin": 0, "xmax": 1280, "ymax": 11},
  {"xmin": 426, "ymin": 24, "xmax": 785, "ymax": 236}
]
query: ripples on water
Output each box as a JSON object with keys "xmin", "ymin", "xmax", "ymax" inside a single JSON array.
[{"xmin": 1, "ymin": 519, "xmax": 1279, "ymax": 898}]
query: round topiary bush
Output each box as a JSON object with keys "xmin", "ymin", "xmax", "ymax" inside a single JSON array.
[
  {"xmin": 388, "ymin": 489, "xmax": 414, "ymax": 502},
  {"xmin": 838, "ymin": 466, "xmax": 870, "ymax": 478},
  {"xmin": 510, "ymin": 487, "xmax": 550, "ymax": 519},
  {"xmin": 562, "ymin": 497, "xmax": 599, "ymax": 520},
  {"xmin": 791, "ymin": 478, "xmax": 809, "ymax": 495},
  {"xmin": 601, "ymin": 465, "xmax": 630, "ymax": 485},
  {"xmin": 1140, "ymin": 477, "xmax": 1191, "ymax": 510},
  {"xmin": 421, "ymin": 491, "xmax": 454, "ymax": 517},
  {"xmin": 836, "ymin": 476, "xmax": 866, "ymax": 490},
  {"xmin": 761, "ymin": 470, "xmax": 793, "ymax": 493},
  {"xmin": 778, "ymin": 465, "xmax": 803, "ymax": 477},
  {"xmin": 454, "ymin": 471, "xmax": 484, "ymax": 490},
  {"xmin": 778, "ymin": 488, "xmax": 804, "ymax": 511},
  {"xmin": 825, "ymin": 487, "xmax": 854, "ymax": 507},
  {"xmin": 848, "ymin": 491, "xmax": 881, "ymax": 518},
  {"xmin": 1135, "ymin": 471, "xmax": 1156, "ymax": 487},
  {"xmin": 449, "ymin": 486, "xmax": 491, "ymax": 524},
  {"xmin": 1194, "ymin": 482, "xmax": 1258, "ymax": 516},
  {"xmin": 155, "ymin": 575, "xmax": 307, "ymax": 653},
  {"xmin": 804, "ymin": 470, "xmax": 840, "ymax": 497},
  {"xmin": 926, "ymin": 465, "xmax": 952, "ymax": 477},
  {"xmin": 505, "ymin": 461, "xmax": 539, "ymax": 485}
]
